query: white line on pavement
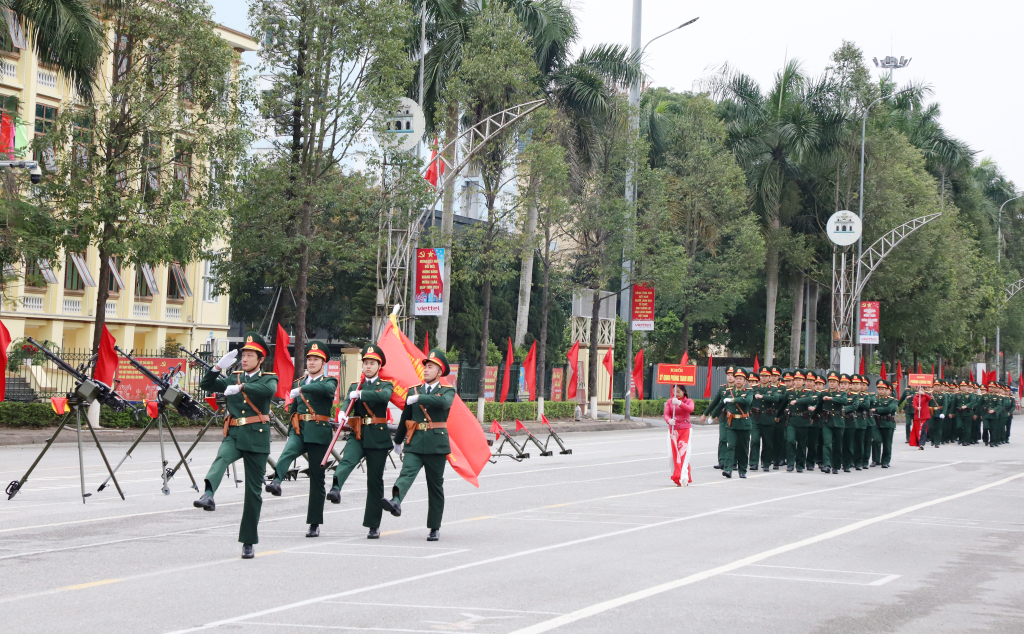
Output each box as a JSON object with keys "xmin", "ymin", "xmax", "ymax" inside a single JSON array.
[
  {"xmin": 160, "ymin": 461, "xmax": 960, "ymax": 633},
  {"xmin": 321, "ymin": 602, "xmax": 563, "ymax": 615},
  {"xmin": 506, "ymin": 468, "xmax": 1024, "ymax": 634}
]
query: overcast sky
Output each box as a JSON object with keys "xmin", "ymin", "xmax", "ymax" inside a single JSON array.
[{"xmin": 209, "ymin": 0, "xmax": 1023, "ymax": 188}]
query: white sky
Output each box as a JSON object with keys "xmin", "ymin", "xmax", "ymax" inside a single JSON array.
[{"xmin": 209, "ymin": 0, "xmax": 1024, "ymax": 188}]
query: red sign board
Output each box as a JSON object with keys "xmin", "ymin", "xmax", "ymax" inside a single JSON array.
[
  {"xmin": 442, "ymin": 363, "xmax": 460, "ymax": 389},
  {"xmin": 414, "ymin": 248, "xmax": 445, "ymax": 315},
  {"xmin": 550, "ymin": 368, "xmax": 564, "ymax": 401},
  {"xmin": 483, "ymin": 366, "xmax": 498, "ymax": 402},
  {"xmin": 114, "ymin": 357, "xmax": 185, "ymax": 402},
  {"xmin": 908, "ymin": 373, "xmax": 933, "ymax": 387},
  {"xmin": 631, "ymin": 283, "xmax": 655, "ymax": 331},
  {"xmin": 656, "ymin": 363, "xmax": 697, "ymax": 386},
  {"xmin": 859, "ymin": 301, "xmax": 880, "ymax": 344}
]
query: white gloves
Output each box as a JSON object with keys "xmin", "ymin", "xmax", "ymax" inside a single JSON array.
[
  {"xmin": 723, "ymin": 398, "xmax": 733, "ymax": 403},
  {"xmin": 289, "ymin": 387, "xmax": 302, "ymax": 399},
  {"xmin": 223, "ymin": 385, "xmax": 241, "ymax": 396},
  {"xmin": 939, "ymin": 413, "xmax": 945, "ymax": 419},
  {"xmin": 349, "ymin": 390, "xmax": 361, "ymax": 400},
  {"xmin": 407, "ymin": 394, "xmax": 420, "ymax": 405},
  {"xmin": 673, "ymin": 397, "xmax": 683, "ymax": 406},
  {"xmin": 215, "ymin": 349, "xmax": 238, "ymax": 371},
  {"xmin": 393, "ymin": 442, "xmax": 403, "ymax": 453}
]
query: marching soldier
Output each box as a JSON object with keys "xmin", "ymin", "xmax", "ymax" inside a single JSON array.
[
  {"xmin": 786, "ymin": 370, "xmax": 817, "ymax": 472},
  {"xmin": 820, "ymin": 371, "xmax": 847, "ymax": 474},
  {"xmin": 265, "ymin": 341, "xmax": 337, "ymax": 538},
  {"xmin": 717, "ymin": 367, "xmax": 753, "ymax": 479},
  {"xmin": 955, "ymin": 380, "xmax": 974, "ymax": 446},
  {"xmin": 381, "ymin": 349, "xmax": 454, "ymax": 541},
  {"xmin": 855, "ymin": 375, "xmax": 873, "ymax": 470},
  {"xmin": 749, "ymin": 368, "xmax": 778, "ymax": 471},
  {"xmin": 702, "ymin": 366, "xmax": 735, "ymax": 470},
  {"xmin": 772, "ymin": 369, "xmax": 790, "ymax": 469},
  {"xmin": 928, "ymin": 380, "xmax": 948, "ymax": 447},
  {"xmin": 194, "ymin": 332, "xmax": 278, "ymax": 559},
  {"xmin": 327, "ymin": 344, "xmax": 394, "ymax": 539},
  {"xmin": 809, "ymin": 373, "xmax": 827, "ymax": 470},
  {"xmin": 898, "ymin": 382, "xmax": 915, "ymax": 443},
  {"xmin": 872, "ymin": 379, "xmax": 898, "ymax": 467}
]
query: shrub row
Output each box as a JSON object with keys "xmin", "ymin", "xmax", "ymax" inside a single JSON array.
[
  {"xmin": 611, "ymin": 398, "xmax": 710, "ymax": 417},
  {"xmin": 0, "ymin": 402, "xmax": 203, "ymax": 428}
]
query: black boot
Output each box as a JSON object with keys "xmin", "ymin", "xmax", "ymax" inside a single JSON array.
[
  {"xmin": 241, "ymin": 544, "xmax": 254, "ymax": 559},
  {"xmin": 381, "ymin": 497, "xmax": 402, "ymax": 517},
  {"xmin": 750, "ymin": 465, "xmax": 758, "ymax": 471},
  {"xmin": 786, "ymin": 466, "xmax": 794, "ymax": 472},
  {"xmin": 265, "ymin": 479, "xmax": 282, "ymax": 496},
  {"xmin": 367, "ymin": 527, "xmax": 380, "ymax": 539},
  {"xmin": 326, "ymin": 486, "xmax": 341, "ymax": 504},
  {"xmin": 822, "ymin": 466, "xmax": 831, "ymax": 474},
  {"xmin": 714, "ymin": 464, "xmax": 723, "ymax": 469},
  {"xmin": 306, "ymin": 524, "xmax": 320, "ymax": 538},
  {"xmin": 193, "ymin": 492, "xmax": 215, "ymax": 511},
  {"xmin": 722, "ymin": 470, "xmax": 732, "ymax": 479},
  {"xmin": 427, "ymin": 529, "xmax": 439, "ymax": 541},
  {"xmin": 739, "ymin": 472, "xmax": 747, "ymax": 479}
]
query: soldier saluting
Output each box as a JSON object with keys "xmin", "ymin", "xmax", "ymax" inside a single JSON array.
[
  {"xmin": 194, "ymin": 332, "xmax": 278, "ymax": 560},
  {"xmin": 265, "ymin": 341, "xmax": 338, "ymax": 538},
  {"xmin": 381, "ymin": 348, "xmax": 454, "ymax": 541},
  {"xmin": 326, "ymin": 344, "xmax": 394, "ymax": 540}
]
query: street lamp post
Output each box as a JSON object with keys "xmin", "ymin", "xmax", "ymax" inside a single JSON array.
[
  {"xmin": 995, "ymin": 194, "xmax": 1021, "ymax": 380},
  {"xmin": 620, "ymin": 2, "xmax": 697, "ymax": 421}
]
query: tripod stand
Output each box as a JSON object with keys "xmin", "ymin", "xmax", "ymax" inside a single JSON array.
[
  {"xmin": 6, "ymin": 395, "xmax": 125, "ymax": 503},
  {"xmin": 98, "ymin": 401, "xmax": 198, "ymax": 494}
]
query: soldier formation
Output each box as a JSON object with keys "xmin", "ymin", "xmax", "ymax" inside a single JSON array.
[
  {"xmin": 192, "ymin": 334, "xmax": 456, "ymax": 559},
  {"xmin": 702, "ymin": 365, "xmax": 1014, "ymax": 480}
]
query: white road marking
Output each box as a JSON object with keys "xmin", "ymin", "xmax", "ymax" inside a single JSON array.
[
  {"xmin": 322, "ymin": 602, "xmax": 562, "ymax": 615},
  {"xmin": 724, "ymin": 573, "xmax": 900, "ymax": 586},
  {"xmin": 286, "ymin": 549, "xmax": 469, "ymax": 560},
  {"xmin": 161, "ymin": 462, "xmax": 959, "ymax": 633},
  {"xmin": 506, "ymin": 468, "xmax": 1024, "ymax": 634}
]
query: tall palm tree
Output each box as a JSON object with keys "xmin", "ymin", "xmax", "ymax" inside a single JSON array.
[{"xmin": 3, "ymin": 0, "xmax": 103, "ymax": 100}]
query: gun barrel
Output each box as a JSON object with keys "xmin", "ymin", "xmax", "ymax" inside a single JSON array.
[
  {"xmin": 26, "ymin": 337, "xmax": 87, "ymax": 381},
  {"xmin": 114, "ymin": 346, "xmax": 168, "ymax": 388}
]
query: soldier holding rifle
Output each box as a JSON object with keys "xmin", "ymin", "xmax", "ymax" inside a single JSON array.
[
  {"xmin": 326, "ymin": 344, "xmax": 394, "ymax": 540},
  {"xmin": 381, "ymin": 349, "xmax": 454, "ymax": 541},
  {"xmin": 264, "ymin": 341, "xmax": 337, "ymax": 538},
  {"xmin": 193, "ymin": 332, "xmax": 277, "ymax": 560}
]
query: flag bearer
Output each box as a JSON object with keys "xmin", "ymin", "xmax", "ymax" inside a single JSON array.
[
  {"xmin": 194, "ymin": 332, "xmax": 278, "ymax": 560},
  {"xmin": 326, "ymin": 344, "xmax": 394, "ymax": 539},
  {"xmin": 265, "ymin": 341, "xmax": 337, "ymax": 537},
  {"xmin": 381, "ymin": 349, "xmax": 455, "ymax": 541}
]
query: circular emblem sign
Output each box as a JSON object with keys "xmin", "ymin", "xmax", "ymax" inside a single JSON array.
[
  {"xmin": 375, "ymin": 97, "xmax": 425, "ymax": 153},
  {"xmin": 827, "ymin": 210, "xmax": 862, "ymax": 246}
]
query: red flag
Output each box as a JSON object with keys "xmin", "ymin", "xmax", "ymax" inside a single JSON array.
[
  {"xmin": 523, "ymin": 341, "xmax": 537, "ymax": 401},
  {"xmin": 424, "ymin": 140, "xmax": 445, "ymax": 187},
  {"xmin": 566, "ymin": 342, "xmax": 580, "ymax": 400},
  {"xmin": 632, "ymin": 348, "xmax": 645, "ymax": 401},
  {"xmin": 859, "ymin": 356, "xmax": 866, "ymax": 375},
  {"xmin": 880, "ymin": 362, "xmax": 887, "ymax": 382},
  {"xmin": 1018, "ymin": 372, "xmax": 1022, "ymax": 396},
  {"xmin": 602, "ymin": 347, "xmax": 614, "ymax": 399},
  {"xmin": 422, "ymin": 331, "xmax": 430, "ymax": 357},
  {"xmin": 0, "ymin": 319, "xmax": 10, "ymax": 401},
  {"xmin": 753, "ymin": 355, "xmax": 759, "ymax": 374},
  {"xmin": 0, "ymin": 113, "xmax": 14, "ymax": 156},
  {"xmin": 897, "ymin": 360, "xmax": 903, "ymax": 390},
  {"xmin": 515, "ymin": 419, "xmax": 526, "ymax": 432},
  {"xmin": 145, "ymin": 399, "xmax": 159, "ymax": 419},
  {"xmin": 540, "ymin": 413, "xmax": 552, "ymax": 427},
  {"xmin": 499, "ymin": 337, "xmax": 513, "ymax": 403},
  {"xmin": 489, "ymin": 420, "xmax": 502, "ymax": 441},
  {"xmin": 377, "ymin": 314, "xmax": 489, "ymax": 486},
  {"xmin": 940, "ymin": 363, "xmax": 944, "ymax": 379},
  {"xmin": 969, "ymin": 369, "xmax": 975, "ymax": 382},
  {"xmin": 703, "ymin": 355, "xmax": 713, "ymax": 399},
  {"xmin": 273, "ymin": 324, "xmax": 295, "ymax": 402},
  {"xmin": 931, "ymin": 363, "xmax": 934, "ymax": 377},
  {"xmin": 93, "ymin": 324, "xmax": 117, "ymax": 387},
  {"xmin": 680, "ymin": 351, "xmax": 689, "ymax": 365},
  {"xmin": 204, "ymin": 396, "xmax": 219, "ymax": 412},
  {"xmin": 50, "ymin": 396, "xmax": 67, "ymax": 415}
]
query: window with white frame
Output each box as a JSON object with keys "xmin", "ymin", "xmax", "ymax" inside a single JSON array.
[{"xmin": 202, "ymin": 260, "xmax": 217, "ymax": 302}]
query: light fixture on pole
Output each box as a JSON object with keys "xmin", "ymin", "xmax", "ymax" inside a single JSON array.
[
  {"xmin": 0, "ymin": 160, "xmax": 42, "ymax": 184},
  {"xmin": 872, "ymin": 55, "xmax": 911, "ymax": 82},
  {"xmin": 995, "ymin": 194, "xmax": 1021, "ymax": 380}
]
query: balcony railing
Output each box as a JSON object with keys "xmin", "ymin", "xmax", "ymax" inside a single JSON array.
[
  {"xmin": 165, "ymin": 305, "xmax": 182, "ymax": 321},
  {"xmin": 37, "ymin": 70, "xmax": 57, "ymax": 89},
  {"xmin": 21, "ymin": 295, "xmax": 43, "ymax": 312},
  {"xmin": 106, "ymin": 301, "xmax": 117, "ymax": 316},
  {"xmin": 1, "ymin": 60, "xmax": 16, "ymax": 78},
  {"xmin": 133, "ymin": 303, "xmax": 150, "ymax": 319},
  {"xmin": 62, "ymin": 298, "xmax": 82, "ymax": 315}
]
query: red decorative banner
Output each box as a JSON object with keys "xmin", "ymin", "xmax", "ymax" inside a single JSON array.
[
  {"xmin": 631, "ymin": 282, "xmax": 655, "ymax": 331},
  {"xmin": 414, "ymin": 248, "xmax": 445, "ymax": 315},
  {"xmin": 656, "ymin": 363, "xmax": 697, "ymax": 386},
  {"xmin": 483, "ymin": 366, "xmax": 498, "ymax": 402},
  {"xmin": 550, "ymin": 368, "xmax": 564, "ymax": 401},
  {"xmin": 859, "ymin": 301, "xmax": 880, "ymax": 345},
  {"xmin": 114, "ymin": 357, "xmax": 184, "ymax": 402},
  {"xmin": 908, "ymin": 373, "xmax": 933, "ymax": 388}
]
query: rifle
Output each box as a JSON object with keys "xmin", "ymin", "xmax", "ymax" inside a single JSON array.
[
  {"xmin": 115, "ymin": 346, "xmax": 206, "ymax": 419},
  {"xmin": 180, "ymin": 345, "xmax": 215, "ymax": 372},
  {"xmin": 26, "ymin": 337, "xmax": 136, "ymax": 413},
  {"xmin": 320, "ymin": 374, "xmax": 367, "ymax": 467}
]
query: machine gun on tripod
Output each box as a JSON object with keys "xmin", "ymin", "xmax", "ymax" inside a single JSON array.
[
  {"xmin": 6, "ymin": 338, "xmax": 138, "ymax": 503},
  {"xmin": 98, "ymin": 347, "xmax": 206, "ymax": 495}
]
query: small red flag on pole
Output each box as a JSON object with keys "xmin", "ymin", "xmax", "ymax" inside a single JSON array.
[
  {"xmin": 0, "ymin": 319, "xmax": 10, "ymax": 401},
  {"xmin": 632, "ymin": 348, "xmax": 645, "ymax": 401},
  {"xmin": 93, "ymin": 324, "xmax": 117, "ymax": 387},
  {"xmin": 566, "ymin": 342, "xmax": 579, "ymax": 400},
  {"xmin": 859, "ymin": 356, "xmax": 865, "ymax": 375},
  {"xmin": 273, "ymin": 324, "xmax": 295, "ymax": 402},
  {"xmin": 680, "ymin": 351, "xmax": 689, "ymax": 365},
  {"xmin": 703, "ymin": 355, "xmax": 714, "ymax": 399},
  {"xmin": 602, "ymin": 347, "xmax": 614, "ymax": 399},
  {"xmin": 522, "ymin": 341, "xmax": 537, "ymax": 401},
  {"xmin": 753, "ymin": 355, "xmax": 759, "ymax": 374},
  {"xmin": 499, "ymin": 337, "xmax": 513, "ymax": 403}
]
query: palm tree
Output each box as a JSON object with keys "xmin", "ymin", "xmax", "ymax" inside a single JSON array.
[{"xmin": 3, "ymin": 0, "xmax": 103, "ymax": 100}]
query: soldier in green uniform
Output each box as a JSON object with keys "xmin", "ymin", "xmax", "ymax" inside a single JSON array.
[
  {"xmin": 772, "ymin": 368, "xmax": 790, "ymax": 469},
  {"xmin": 749, "ymin": 368, "xmax": 779, "ymax": 471},
  {"xmin": 810, "ymin": 373, "xmax": 828, "ymax": 470},
  {"xmin": 326, "ymin": 344, "xmax": 394, "ymax": 539},
  {"xmin": 265, "ymin": 341, "xmax": 337, "ymax": 537},
  {"xmin": 928, "ymin": 381, "xmax": 948, "ymax": 447},
  {"xmin": 786, "ymin": 370, "xmax": 817, "ymax": 472},
  {"xmin": 898, "ymin": 382, "xmax": 915, "ymax": 443},
  {"xmin": 982, "ymin": 384, "xmax": 999, "ymax": 446},
  {"xmin": 718, "ymin": 367, "xmax": 753, "ymax": 479},
  {"xmin": 856, "ymin": 375, "xmax": 874, "ymax": 470},
  {"xmin": 194, "ymin": 332, "xmax": 278, "ymax": 559},
  {"xmin": 381, "ymin": 349, "xmax": 454, "ymax": 541},
  {"xmin": 954, "ymin": 381, "xmax": 973, "ymax": 446},
  {"xmin": 702, "ymin": 366, "xmax": 735, "ymax": 470},
  {"xmin": 943, "ymin": 381, "xmax": 957, "ymax": 444},
  {"xmin": 872, "ymin": 379, "xmax": 898, "ymax": 467},
  {"xmin": 820, "ymin": 371, "xmax": 847, "ymax": 474}
]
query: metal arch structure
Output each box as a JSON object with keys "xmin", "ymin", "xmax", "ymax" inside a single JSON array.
[
  {"xmin": 831, "ymin": 212, "xmax": 943, "ymax": 370},
  {"xmin": 1005, "ymin": 279, "xmax": 1024, "ymax": 303},
  {"xmin": 373, "ymin": 99, "xmax": 547, "ymax": 339}
]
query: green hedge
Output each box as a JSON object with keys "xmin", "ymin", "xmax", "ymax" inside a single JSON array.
[
  {"xmin": 474, "ymin": 400, "xmax": 579, "ymax": 422},
  {"xmin": 0, "ymin": 402, "xmax": 205, "ymax": 428},
  {"xmin": 612, "ymin": 398, "xmax": 709, "ymax": 417}
]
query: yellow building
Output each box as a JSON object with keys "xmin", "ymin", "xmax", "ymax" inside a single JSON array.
[{"xmin": 0, "ymin": 23, "xmax": 257, "ymax": 356}]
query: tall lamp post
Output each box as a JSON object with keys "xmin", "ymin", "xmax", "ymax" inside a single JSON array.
[
  {"xmin": 621, "ymin": 2, "xmax": 697, "ymax": 420},
  {"xmin": 996, "ymin": 194, "xmax": 1022, "ymax": 380}
]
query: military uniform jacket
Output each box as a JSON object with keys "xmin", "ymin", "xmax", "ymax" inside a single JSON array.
[
  {"xmin": 705, "ymin": 385, "xmax": 730, "ymax": 422},
  {"xmin": 928, "ymin": 393, "xmax": 947, "ymax": 420},
  {"xmin": 859, "ymin": 393, "xmax": 875, "ymax": 428},
  {"xmin": 898, "ymin": 389, "xmax": 916, "ymax": 419},
  {"xmin": 789, "ymin": 389, "xmax": 818, "ymax": 427},
  {"xmin": 719, "ymin": 387, "xmax": 754, "ymax": 430},
  {"xmin": 821, "ymin": 389, "xmax": 848, "ymax": 427},
  {"xmin": 286, "ymin": 373, "xmax": 338, "ymax": 445},
  {"xmin": 396, "ymin": 383, "xmax": 454, "ymax": 454},
  {"xmin": 873, "ymin": 396, "xmax": 898, "ymax": 428},
  {"xmin": 753, "ymin": 387, "xmax": 782, "ymax": 426},
  {"xmin": 776, "ymin": 388, "xmax": 792, "ymax": 427},
  {"xmin": 349, "ymin": 377, "xmax": 395, "ymax": 450},
  {"xmin": 200, "ymin": 368, "xmax": 278, "ymax": 453}
]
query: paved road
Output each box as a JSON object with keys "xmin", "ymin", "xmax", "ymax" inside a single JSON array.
[{"xmin": 0, "ymin": 425, "xmax": 1022, "ymax": 633}]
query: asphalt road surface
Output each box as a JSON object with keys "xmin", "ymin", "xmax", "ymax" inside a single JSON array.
[{"xmin": 1, "ymin": 424, "xmax": 1022, "ymax": 634}]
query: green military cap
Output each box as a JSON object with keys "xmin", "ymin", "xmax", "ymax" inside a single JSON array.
[
  {"xmin": 424, "ymin": 348, "xmax": 450, "ymax": 376},
  {"xmin": 793, "ymin": 370, "xmax": 805, "ymax": 380},
  {"xmin": 782, "ymin": 370, "xmax": 793, "ymax": 379},
  {"xmin": 839, "ymin": 373, "xmax": 851, "ymax": 382},
  {"xmin": 814, "ymin": 373, "xmax": 826, "ymax": 384},
  {"xmin": 803, "ymin": 371, "xmax": 815, "ymax": 381},
  {"xmin": 877, "ymin": 379, "xmax": 892, "ymax": 389},
  {"xmin": 733, "ymin": 367, "xmax": 747, "ymax": 379},
  {"xmin": 759, "ymin": 367, "xmax": 771, "ymax": 376},
  {"xmin": 771, "ymin": 366, "xmax": 781, "ymax": 376},
  {"xmin": 241, "ymin": 331, "xmax": 269, "ymax": 357},
  {"xmin": 361, "ymin": 343, "xmax": 386, "ymax": 366},
  {"xmin": 305, "ymin": 340, "xmax": 330, "ymax": 361},
  {"xmin": 725, "ymin": 365, "xmax": 736, "ymax": 375},
  {"xmin": 827, "ymin": 371, "xmax": 840, "ymax": 381}
]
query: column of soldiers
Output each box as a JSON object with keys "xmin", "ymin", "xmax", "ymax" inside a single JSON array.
[{"xmin": 898, "ymin": 379, "xmax": 1014, "ymax": 449}]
